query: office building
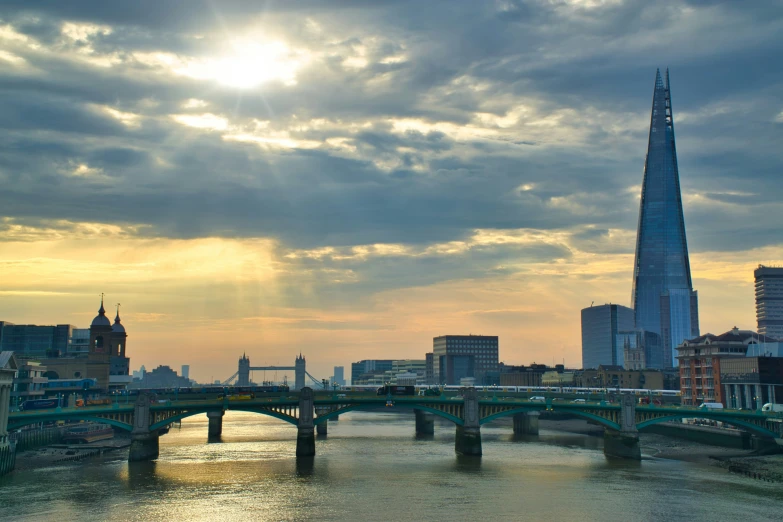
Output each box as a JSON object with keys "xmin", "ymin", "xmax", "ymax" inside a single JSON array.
[
  {"xmin": 721, "ymin": 357, "xmax": 783, "ymax": 410},
  {"xmin": 128, "ymin": 365, "xmax": 191, "ymax": 389},
  {"xmin": 351, "ymin": 359, "xmax": 394, "ymax": 385},
  {"xmin": 10, "ymin": 361, "xmax": 47, "ymax": 405},
  {"xmin": 0, "ymin": 323, "xmax": 75, "ymax": 359},
  {"xmin": 425, "ymin": 353, "xmax": 434, "ymax": 385},
  {"xmin": 499, "ymin": 364, "xmax": 550, "ymax": 387},
  {"xmin": 181, "ymin": 365, "xmax": 190, "ymax": 380},
  {"xmin": 581, "ymin": 304, "xmax": 634, "ymax": 369},
  {"xmin": 631, "ymin": 69, "xmax": 699, "ymax": 368},
  {"xmin": 575, "ymin": 366, "xmax": 665, "ymax": 390},
  {"xmin": 755, "ymin": 265, "xmax": 783, "ymax": 341},
  {"xmin": 333, "ymin": 366, "xmax": 345, "ymax": 386},
  {"xmin": 432, "ymin": 335, "xmax": 499, "ymax": 385},
  {"xmin": 676, "ymin": 327, "xmax": 758, "ymax": 406}
]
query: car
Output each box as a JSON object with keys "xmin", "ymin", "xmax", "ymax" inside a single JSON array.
[
  {"xmin": 571, "ymin": 398, "xmax": 586, "ymax": 403},
  {"xmin": 529, "ymin": 396, "xmax": 546, "ymax": 402}
]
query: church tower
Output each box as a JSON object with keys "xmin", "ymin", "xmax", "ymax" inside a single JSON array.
[{"xmin": 89, "ymin": 295, "xmax": 112, "ymax": 360}]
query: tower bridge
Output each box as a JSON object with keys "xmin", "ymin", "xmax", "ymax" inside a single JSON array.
[
  {"xmin": 6, "ymin": 389, "xmax": 783, "ymax": 462},
  {"xmin": 222, "ymin": 353, "xmax": 325, "ymax": 389}
]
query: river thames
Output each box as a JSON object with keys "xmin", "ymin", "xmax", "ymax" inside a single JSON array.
[{"xmin": 1, "ymin": 411, "xmax": 781, "ymax": 521}]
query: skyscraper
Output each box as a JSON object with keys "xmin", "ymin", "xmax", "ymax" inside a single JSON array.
[
  {"xmin": 755, "ymin": 265, "xmax": 783, "ymax": 340},
  {"xmin": 631, "ymin": 69, "xmax": 699, "ymax": 368}
]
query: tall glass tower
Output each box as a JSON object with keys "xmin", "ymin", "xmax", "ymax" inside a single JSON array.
[{"xmin": 631, "ymin": 69, "xmax": 699, "ymax": 368}]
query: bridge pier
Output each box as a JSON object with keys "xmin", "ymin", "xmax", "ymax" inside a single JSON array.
[
  {"xmin": 455, "ymin": 388, "xmax": 481, "ymax": 456},
  {"xmin": 296, "ymin": 387, "xmax": 316, "ymax": 457},
  {"xmin": 129, "ymin": 431, "xmax": 160, "ymax": 461},
  {"xmin": 604, "ymin": 394, "xmax": 640, "ymax": 460},
  {"xmin": 316, "ymin": 421, "xmax": 328, "ymax": 436},
  {"xmin": 207, "ymin": 410, "xmax": 224, "ymax": 437},
  {"xmin": 129, "ymin": 393, "xmax": 159, "ymax": 462},
  {"xmin": 513, "ymin": 412, "xmax": 539, "ymax": 436},
  {"xmin": 414, "ymin": 409, "xmax": 435, "ymax": 435}
]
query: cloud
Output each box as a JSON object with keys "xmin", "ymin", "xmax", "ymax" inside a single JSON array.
[{"xmin": 0, "ymin": 0, "xmax": 782, "ymax": 378}]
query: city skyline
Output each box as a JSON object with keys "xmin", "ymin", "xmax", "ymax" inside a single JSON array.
[{"xmin": 1, "ymin": 2, "xmax": 782, "ymax": 382}]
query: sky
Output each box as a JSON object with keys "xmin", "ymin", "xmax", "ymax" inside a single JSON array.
[{"xmin": 0, "ymin": 0, "xmax": 782, "ymax": 384}]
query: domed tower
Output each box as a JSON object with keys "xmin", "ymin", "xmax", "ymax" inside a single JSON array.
[
  {"xmin": 89, "ymin": 295, "xmax": 112, "ymax": 358},
  {"xmin": 109, "ymin": 304, "xmax": 130, "ymax": 377},
  {"xmin": 111, "ymin": 305, "xmax": 128, "ymax": 358}
]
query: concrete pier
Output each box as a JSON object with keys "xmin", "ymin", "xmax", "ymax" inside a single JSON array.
[
  {"xmin": 455, "ymin": 426, "xmax": 482, "ymax": 456},
  {"xmin": 316, "ymin": 421, "xmax": 328, "ymax": 436},
  {"xmin": 207, "ymin": 411, "xmax": 224, "ymax": 437},
  {"xmin": 128, "ymin": 392, "xmax": 159, "ymax": 462},
  {"xmin": 414, "ymin": 409, "xmax": 435, "ymax": 435},
  {"xmin": 296, "ymin": 387, "xmax": 316, "ymax": 457},
  {"xmin": 129, "ymin": 431, "xmax": 160, "ymax": 461},
  {"xmin": 603, "ymin": 394, "xmax": 640, "ymax": 460},
  {"xmin": 603, "ymin": 429, "xmax": 640, "ymax": 460},
  {"xmin": 513, "ymin": 412, "xmax": 539, "ymax": 435},
  {"xmin": 455, "ymin": 387, "xmax": 482, "ymax": 456}
]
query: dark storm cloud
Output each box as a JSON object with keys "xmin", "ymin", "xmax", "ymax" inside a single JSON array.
[{"xmin": 0, "ymin": 0, "xmax": 781, "ymax": 265}]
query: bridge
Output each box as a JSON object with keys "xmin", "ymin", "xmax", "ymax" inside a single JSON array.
[
  {"xmin": 220, "ymin": 353, "xmax": 325, "ymax": 389},
  {"xmin": 7, "ymin": 389, "xmax": 783, "ymax": 461}
]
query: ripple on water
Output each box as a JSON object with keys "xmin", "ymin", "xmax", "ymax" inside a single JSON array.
[{"xmin": 1, "ymin": 411, "xmax": 781, "ymax": 522}]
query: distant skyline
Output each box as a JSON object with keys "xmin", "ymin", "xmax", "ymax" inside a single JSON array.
[{"xmin": 0, "ymin": 1, "xmax": 782, "ymax": 382}]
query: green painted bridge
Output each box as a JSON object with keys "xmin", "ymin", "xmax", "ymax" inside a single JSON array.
[{"xmin": 8, "ymin": 388, "xmax": 783, "ymax": 460}]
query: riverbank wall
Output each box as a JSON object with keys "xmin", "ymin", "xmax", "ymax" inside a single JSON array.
[
  {"xmin": 11, "ymin": 427, "xmax": 67, "ymax": 452},
  {"xmin": 641, "ymin": 422, "xmax": 752, "ymax": 449},
  {"xmin": 0, "ymin": 442, "xmax": 16, "ymax": 477}
]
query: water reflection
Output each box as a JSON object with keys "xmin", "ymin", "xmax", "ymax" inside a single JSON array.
[
  {"xmin": 453, "ymin": 455, "xmax": 482, "ymax": 474},
  {"xmin": 295, "ymin": 457, "xmax": 315, "ymax": 477},
  {"xmin": 2, "ymin": 411, "xmax": 781, "ymax": 522}
]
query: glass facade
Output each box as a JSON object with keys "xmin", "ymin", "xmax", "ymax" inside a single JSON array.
[
  {"xmin": 432, "ymin": 335, "xmax": 499, "ymax": 385},
  {"xmin": 581, "ymin": 304, "xmax": 634, "ymax": 369},
  {"xmin": 755, "ymin": 266, "xmax": 783, "ymax": 340},
  {"xmin": 631, "ymin": 69, "xmax": 699, "ymax": 367}
]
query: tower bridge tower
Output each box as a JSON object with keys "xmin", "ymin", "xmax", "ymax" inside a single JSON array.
[
  {"xmin": 295, "ymin": 353, "xmax": 306, "ymax": 391},
  {"xmin": 237, "ymin": 353, "xmax": 251, "ymax": 386}
]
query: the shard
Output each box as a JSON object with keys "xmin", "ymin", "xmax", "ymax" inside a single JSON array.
[{"xmin": 631, "ymin": 69, "xmax": 699, "ymax": 368}]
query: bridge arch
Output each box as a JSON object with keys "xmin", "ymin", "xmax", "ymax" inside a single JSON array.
[
  {"xmin": 8, "ymin": 415, "xmax": 133, "ymax": 432},
  {"xmin": 315, "ymin": 403, "xmax": 464, "ymax": 425},
  {"xmin": 480, "ymin": 406, "xmax": 541, "ymax": 426},
  {"xmin": 636, "ymin": 414, "xmax": 780, "ymax": 439},
  {"xmin": 479, "ymin": 406, "xmax": 622, "ymax": 431},
  {"xmin": 149, "ymin": 407, "xmax": 299, "ymax": 431}
]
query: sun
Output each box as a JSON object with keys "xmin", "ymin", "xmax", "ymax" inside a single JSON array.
[{"xmin": 178, "ymin": 40, "xmax": 307, "ymax": 89}]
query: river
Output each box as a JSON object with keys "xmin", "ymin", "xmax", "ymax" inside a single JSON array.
[{"xmin": 1, "ymin": 411, "xmax": 781, "ymax": 521}]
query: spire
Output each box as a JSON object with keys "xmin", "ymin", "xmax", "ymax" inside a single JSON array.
[
  {"xmin": 98, "ymin": 293, "xmax": 106, "ymax": 315},
  {"xmin": 114, "ymin": 303, "xmax": 121, "ymax": 324}
]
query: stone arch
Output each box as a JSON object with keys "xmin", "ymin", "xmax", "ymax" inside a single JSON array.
[{"xmin": 43, "ymin": 370, "xmax": 60, "ymax": 380}]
